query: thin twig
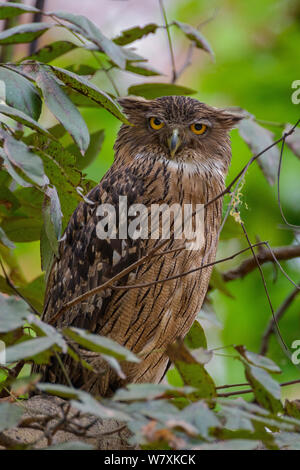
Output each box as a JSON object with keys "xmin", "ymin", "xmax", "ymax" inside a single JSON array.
[
  {"xmin": 29, "ymin": 0, "xmax": 46, "ymax": 55},
  {"xmin": 240, "ymin": 221, "xmax": 288, "ymax": 352},
  {"xmin": 175, "ymin": 43, "xmax": 194, "ymax": 82},
  {"xmin": 159, "ymin": 0, "xmax": 177, "ymax": 82},
  {"xmin": 175, "ymin": 9, "xmax": 219, "ymax": 81},
  {"xmin": 260, "ymin": 283, "xmax": 300, "ymax": 355},
  {"xmin": 54, "ymin": 350, "xmax": 73, "ymax": 388},
  {"xmin": 48, "ymin": 14, "xmax": 120, "ymax": 96},
  {"xmin": 277, "ymin": 136, "xmax": 300, "ymax": 229},
  {"xmin": 216, "ymin": 382, "xmax": 249, "ymax": 390},
  {"xmin": 217, "ymin": 379, "xmax": 300, "ymax": 398},
  {"xmin": 97, "ymin": 424, "xmax": 127, "ymax": 437},
  {"xmin": 112, "ymin": 242, "xmax": 266, "ymax": 291}
]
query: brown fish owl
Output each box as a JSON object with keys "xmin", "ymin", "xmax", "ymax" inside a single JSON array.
[{"xmin": 39, "ymin": 95, "xmax": 241, "ymax": 396}]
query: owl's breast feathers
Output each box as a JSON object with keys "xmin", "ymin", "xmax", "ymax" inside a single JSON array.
[{"xmin": 40, "ymin": 157, "xmax": 224, "ymax": 395}]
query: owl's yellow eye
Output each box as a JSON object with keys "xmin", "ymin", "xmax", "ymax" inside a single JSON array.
[
  {"xmin": 149, "ymin": 117, "xmax": 165, "ymax": 130},
  {"xmin": 190, "ymin": 123, "xmax": 207, "ymax": 135}
]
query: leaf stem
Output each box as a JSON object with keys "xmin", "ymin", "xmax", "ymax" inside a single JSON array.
[{"xmin": 159, "ymin": 0, "xmax": 177, "ymax": 83}]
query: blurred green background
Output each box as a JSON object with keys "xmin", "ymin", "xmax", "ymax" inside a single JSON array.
[{"xmin": 9, "ymin": 0, "xmax": 300, "ymax": 397}]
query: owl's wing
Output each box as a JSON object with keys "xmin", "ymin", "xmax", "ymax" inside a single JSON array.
[{"xmin": 42, "ymin": 164, "xmax": 149, "ymax": 332}]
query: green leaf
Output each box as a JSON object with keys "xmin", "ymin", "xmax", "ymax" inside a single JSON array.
[
  {"xmin": 167, "ymin": 341, "xmax": 216, "ymax": 399},
  {"xmin": 127, "ymin": 82, "xmax": 196, "ymax": 99},
  {"xmin": 36, "ymin": 67, "xmax": 90, "ymax": 154},
  {"xmin": 238, "ymin": 118, "xmax": 280, "ymax": 185},
  {"xmin": 29, "ymin": 316, "xmax": 67, "ymax": 352},
  {"xmin": 1, "ymin": 130, "xmax": 46, "ymax": 186},
  {"xmin": 0, "ymin": 402, "xmax": 23, "ymax": 432},
  {"xmin": 38, "ymin": 383, "xmax": 130, "ymax": 421},
  {"xmin": 64, "ymin": 88, "xmax": 99, "ymax": 108},
  {"xmin": 0, "ymin": 66, "xmax": 42, "ymax": 120},
  {"xmin": 113, "ymin": 383, "xmax": 195, "ymax": 402},
  {"xmin": 0, "ymin": 147, "xmax": 32, "ymax": 187},
  {"xmin": 18, "ymin": 274, "xmax": 45, "ymax": 314},
  {"xmin": 0, "ymin": 2, "xmax": 39, "ymax": 19},
  {"xmin": 285, "ymin": 123, "xmax": 300, "ymax": 158},
  {"xmin": 22, "ymin": 40, "xmax": 78, "ymax": 63},
  {"xmin": 0, "ymin": 104, "xmax": 55, "ymax": 140},
  {"xmin": 1, "ymin": 217, "xmax": 42, "ymax": 242},
  {"xmin": 245, "ymin": 364, "xmax": 283, "ymax": 414},
  {"xmin": 23, "ymin": 133, "xmax": 82, "ymax": 212},
  {"xmin": 50, "ymin": 66, "xmax": 130, "ymax": 123},
  {"xmin": 101, "ymin": 354, "xmax": 126, "ymax": 380},
  {"xmin": 0, "ymin": 22, "xmax": 49, "ymax": 45},
  {"xmin": 37, "ymin": 158, "xmax": 80, "ymax": 222},
  {"xmin": 220, "ymin": 403, "xmax": 254, "ymax": 432},
  {"xmin": 219, "ymin": 398, "xmax": 296, "ymax": 432},
  {"xmin": 184, "ymin": 320, "xmax": 207, "ymax": 350},
  {"xmin": 42, "ymin": 185, "xmax": 62, "ymax": 256},
  {"xmin": 65, "ymin": 64, "xmax": 98, "ymax": 76},
  {"xmin": 174, "ymin": 362, "xmax": 216, "ymax": 399},
  {"xmin": 173, "ymin": 21, "xmax": 215, "ymax": 60},
  {"xmin": 235, "ymin": 345, "xmax": 281, "ymax": 373},
  {"xmin": 0, "ymin": 226, "xmax": 14, "ymax": 248},
  {"xmin": 50, "ymin": 11, "xmax": 127, "ymax": 69},
  {"xmin": 71, "ymin": 392, "xmax": 130, "ymax": 421},
  {"xmin": 125, "ymin": 62, "xmax": 162, "ymax": 77},
  {"xmin": 195, "ymin": 440, "xmax": 261, "ymax": 450},
  {"xmin": 37, "ymin": 383, "xmax": 79, "ymax": 399},
  {"xmin": 179, "ymin": 402, "xmax": 220, "ymax": 438},
  {"xmin": 0, "ymin": 183, "xmax": 19, "ymax": 217},
  {"xmin": 0, "ymin": 275, "xmax": 44, "ymax": 313},
  {"xmin": 63, "ymin": 327, "xmax": 139, "ymax": 363},
  {"xmin": 5, "ymin": 336, "xmax": 56, "ymax": 363},
  {"xmin": 47, "ymin": 123, "xmax": 68, "ymax": 139},
  {"xmin": 40, "ymin": 224, "xmax": 54, "ymax": 277},
  {"xmin": 285, "ymin": 400, "xmax": 300, "ymax": 420},
  {"xmin": 66, "ymin": 129, "xmax": 105, "ymax": 170},
  {"xmin": 0, "ymin": 294, "xmax": 30, "ymax": 332},
  {"xmin": 113, "ymin": 23, "xmax": 159, "ymax": 46},
  {"xmin": 198, "ymin": 299, "xmax": 222, "ymax": 328},
  {"xmin": 14, "ymin": 187, "xmax": 43, "ymax": 219},
  {"xmin": 275, "ymin": 432, "xmax": 300, "ymax": 450}
]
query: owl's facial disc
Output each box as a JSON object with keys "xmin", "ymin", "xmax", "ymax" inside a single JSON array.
[{"xmin": 167, "ymin": 128, "xmax": 181, "ymax": 158}]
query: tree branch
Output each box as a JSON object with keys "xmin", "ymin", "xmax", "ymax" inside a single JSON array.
[
  {"xmin": 29, "ymin": 0, "xmax": 46, "ymax": 55},
  {"xmin": 217, "ymin": 379, "xmax": 300, "ymax": 398},
  {"xmin": 223, "ymin": 244, "xmax": 300, "ymax": 282}
]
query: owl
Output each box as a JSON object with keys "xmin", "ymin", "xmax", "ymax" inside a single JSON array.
[{"xmin": 38, "ymin": 95, "xmax": 241, "ymax": 396}]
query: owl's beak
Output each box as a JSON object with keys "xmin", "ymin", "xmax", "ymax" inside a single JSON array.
[{"xmin": 168, "ymin": 129, "xmax": 180, "ymax": 158}]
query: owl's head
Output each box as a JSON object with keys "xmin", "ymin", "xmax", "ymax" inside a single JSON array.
[{"xmin": 116, "ymin": 95, "xmax": 243, "ymax": 174}]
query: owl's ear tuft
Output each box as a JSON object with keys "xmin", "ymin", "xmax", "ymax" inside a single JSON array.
[
  {"xmin": 215, "ymin": 108, "xmax": 245, "ymax": 131},
  {"xmin": 117, "ymin": 96, "xmax": 152, "ymax": 117}
]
